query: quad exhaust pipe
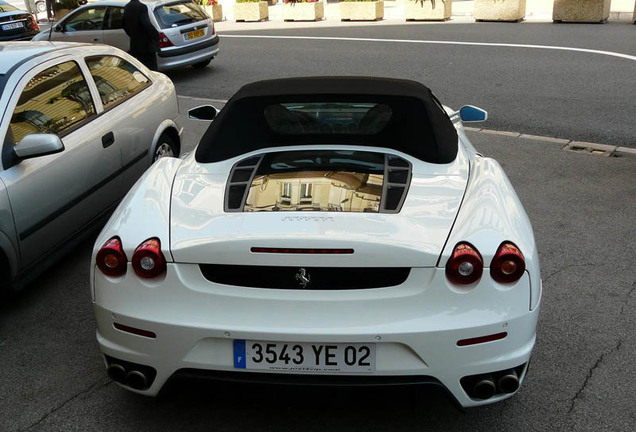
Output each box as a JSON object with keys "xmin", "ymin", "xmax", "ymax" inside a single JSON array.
[
  {"xmin": 472, "ymin": 375, "xmax": 496, "ymax": 400},
  {"xmin": 106, "ymin": 363, "xmax": 150, "ymax": 390},
  {"xmin": 464, "ymin": 368, "xmax": 521, "ymax": 400},
  {"xmin": 497, "ymin": 369, "xmax": 520, "ymax": 394},
  {"xmin": 125, "ymin": 370, "xmax": 148, "ymax": 390}
]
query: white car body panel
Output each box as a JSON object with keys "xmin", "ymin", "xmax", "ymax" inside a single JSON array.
[
  {"xmin": 169, "ymin": 145, "xmax": 470, "ymax": 267},
  {"xmin": 90, "ymin": 78, "xmax": 540, "ymax": 408}
]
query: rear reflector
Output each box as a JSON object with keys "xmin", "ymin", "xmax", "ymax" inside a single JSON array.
[
  {"xmin": 251, "ymin": 247, "xmax": 354, "ymax": 254},
  {"xmin": 457, "ymin": 332, "xmax": 507, "ymax": 347},
  {"xmin": 114, "ymin": 323, "xmax": 156, "ymax": 339}
]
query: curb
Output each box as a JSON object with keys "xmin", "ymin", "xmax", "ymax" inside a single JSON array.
[{"xmin": 463, "ymin": 125, "xmax": 633, "ymax": 157}]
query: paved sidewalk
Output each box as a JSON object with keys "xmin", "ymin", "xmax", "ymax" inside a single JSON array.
[{"xmin": 214, "ymin": 0, "xmax": 636, "ymax": 31}]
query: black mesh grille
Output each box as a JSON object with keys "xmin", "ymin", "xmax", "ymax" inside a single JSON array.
[
  {"xmin": 199, "ymin": 265, "xmax": 410, "ymax": 290},
  {"xmin": 225, "ymin": 156, "xmax": 263, "ymax": 211}
]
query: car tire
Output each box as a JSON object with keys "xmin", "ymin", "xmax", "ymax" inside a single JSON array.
[
  {"xmin": 192, "ymin": 59, "xmax": 211, "ymax": 69},
  {"xmin": 153, "ymin": 134, "xmax": 179, "ymax": 162},
  {"xmin": 36, "ymin": 1, "xmax": 46, "ymax": 13}
]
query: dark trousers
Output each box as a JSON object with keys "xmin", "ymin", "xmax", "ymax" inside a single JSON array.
[{"xmin": 132, "ymin": 52, "xmax": 158, "ymax": 71}]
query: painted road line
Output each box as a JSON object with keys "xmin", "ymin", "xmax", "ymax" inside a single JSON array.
[{"xmin": 221, "ymin": 35, "xmax": 636, "ymax": 63}]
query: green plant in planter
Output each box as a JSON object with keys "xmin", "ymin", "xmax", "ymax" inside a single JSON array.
[
  {"xmin": 236, "ymin": 0, "xmax": 262, "ymax": 3},
  {"xmin": 405, "ymin": 0, "xmax": 451, "ymax": 21},
  {"xmin": 195, "ymin": 0, "xmax": 218, "ymax": 5},
  {"xmin": 408, "ymin": 0, "xmax": 448, "ymax": 6},
  {"xmin": 284, "ymin": 0, "xmax": 319, "ymax": 3}
]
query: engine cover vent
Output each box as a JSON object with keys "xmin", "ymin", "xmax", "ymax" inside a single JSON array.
[{"xmin": 225, "ymin": 151, "xmax": 412, "ymax": 213}]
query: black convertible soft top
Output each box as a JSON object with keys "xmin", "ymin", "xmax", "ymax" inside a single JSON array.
[{"xmin": 195, "ymin": 77, "xmax": 459, "ymax": 164}]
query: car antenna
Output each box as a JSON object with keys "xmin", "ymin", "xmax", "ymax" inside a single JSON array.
[{"xmin": 47, "ymin": 6, "xmax": 55, "ymax": 41}]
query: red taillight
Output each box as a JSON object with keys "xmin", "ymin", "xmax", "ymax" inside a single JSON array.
[
  {"xmin": 211, "ymin": 23, "xmax": 215, "ymax": 35},
  {"xmin": 490, "ymin": 242, "xmax": 525, "ymax": 283},
  {"xmin": 158, "ymin": 33, "xmax": 174, "ymax": 48},
  {"xmin": 96, "ymin": 237, "xmax": 127, "ymax": 277},
  {"xmin": 132, "ymin": 238, "xmax": 167, "ymax": 279},
  {"xmin": 445, "ymin": 242, "xmax": 483, "ymax": 285}
]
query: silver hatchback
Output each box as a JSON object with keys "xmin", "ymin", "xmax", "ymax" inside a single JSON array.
[
  {"xmin": 33, "ymin": 0, "xmax": 219, "ymax": 70},
  {"xmin": 0, "ymin": 41, "xmax": 182, "ymax": 291}
]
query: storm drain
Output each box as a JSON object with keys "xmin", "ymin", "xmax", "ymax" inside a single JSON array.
[{"xmin": 563, "ymin": 142, "xmax": 617, "ymax": 157}]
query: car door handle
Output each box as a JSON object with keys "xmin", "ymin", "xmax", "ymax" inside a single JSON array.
[
  {"xmin": 102, "ymin": 132, "xmax": 115, "ymax": 148},
  {"xmin": 92, "ymin": 38, "xmax": 99, "ymax": 42}
]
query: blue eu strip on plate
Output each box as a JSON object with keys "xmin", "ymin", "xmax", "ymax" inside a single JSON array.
[{"xmin": 233, "ymin": 339, "xmax": 246, "ymax": 369}]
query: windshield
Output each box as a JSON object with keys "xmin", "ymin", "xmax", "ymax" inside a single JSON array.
[{"xmin": 153, "ymin": 1, "xmax": 207, "ymax": 28}]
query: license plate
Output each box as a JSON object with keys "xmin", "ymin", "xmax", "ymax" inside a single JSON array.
[
  {"xmin": 234, "ymin": 340, "xmax": 376, "ymax": 373},
  {"xmin": 2, "ymin": 22, "xmax": 24, "ymax": 31},
  {"xmin": 185, "ymin": 28, "xmax": 205, "ymax": 40}
]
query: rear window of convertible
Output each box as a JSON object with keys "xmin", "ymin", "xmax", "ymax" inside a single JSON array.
[{"xmin": 265, "ymin": 102, "xmax": 392, "ymax": 135}]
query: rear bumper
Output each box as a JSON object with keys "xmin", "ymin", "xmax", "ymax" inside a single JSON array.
[
  {"xmin": 93, "ymin": 264, "xmax": 540, "ymax": 407},
  {"xmin": 157, "ymin": 35, "xmax": 219, "ymax": 70}
]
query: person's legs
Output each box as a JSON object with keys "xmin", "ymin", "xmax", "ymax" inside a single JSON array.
[{"xmin": 137, "ymin": 52, "xmax": 158, "ymax": 71}]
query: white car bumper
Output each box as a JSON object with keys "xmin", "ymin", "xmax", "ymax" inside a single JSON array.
[{"xmin": 93, "ymin": 264, "xmax": 540, "ymax": 407}]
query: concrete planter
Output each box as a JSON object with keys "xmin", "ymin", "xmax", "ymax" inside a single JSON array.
[
  {"xmin": 340, "ymin": 1, "xmax": 384, "ymax": 21},
  {"xmin": 282, "ymin": 2, "xmax": 325, "ymax": 21},
  {"xmin": 474, "ymin": 0, "xmax": 526, "ymax": 22},
  {"xmin": 234, "ymin": 1, "xmax": 269, "ymax": 22},
  {"xmin": 404, "ymin": 0, "xmax": 452, "ymax": 21},
  {"xmin": 202, "ymin": 5, "xmax": 224, "ymax": 22},
  {"xmin": 553, "ymin": 0, "xmax": 610, "ymax": 23}
]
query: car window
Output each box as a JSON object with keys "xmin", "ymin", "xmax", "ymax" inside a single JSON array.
[
  {"xmin": 264, "ymin": 102, "xmax": 393, "ymax": 135},
  {"xmin": 85, "ymin": 56, "xmax": 151, "ymax": 110},
  {"xmin": 104, "ymin": 6, "xmax": 124, "ymax": 30},
  {"xmin": 153, "ymin": 2, "xmax": 207, "ymax": 29},
  {"xmin": 64, "ymin": 7, "xmax": 106, "ymax": 31},
  {"xmin": 0, "ymin": 1, "xmax": 19, "ymax": 12},
  {"xmin": 10, "ymin": 61, "xmax": 96, "ymax": 144}
]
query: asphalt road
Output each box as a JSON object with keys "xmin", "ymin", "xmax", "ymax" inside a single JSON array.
[
  {"xmin": 1, "ymin": 20, "xmax": 636, "ymax": 432},
  {"xmin": 167, "ymin": 21, "xmax": 636, "ymax": 148}
]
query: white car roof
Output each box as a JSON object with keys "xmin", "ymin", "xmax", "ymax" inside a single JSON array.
[{"xmin": 0, "ymin": 41, "xmax": 90, "ymax": 75}]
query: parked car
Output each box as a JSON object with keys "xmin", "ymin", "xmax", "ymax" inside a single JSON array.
[
  {"xmin": 33, "ymin": 0, "xmax": 219, "ymax": 70},
  {"xmin": 0, "ymin": 41, "xmax": 182, "ymax": 291},
  {"xmin": 0, "ymin": 0, "xmax": 39, "ymax": 40},
  {"xmin": 91, "ymin": 77, "xmax": 542, "ymax": 408}
]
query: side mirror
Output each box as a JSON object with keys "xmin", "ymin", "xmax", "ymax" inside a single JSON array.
[
  {"xmin": 188, "ymin": 105, "xmax": 219, "ymax": 121},
  {"xmin": 55, "ymin": 24, "xmax": 64, "ymax": 32},
  {"xmin": 459, "ymin": 105, "xmax": 488, "ymax": 123},
  {"xmin": 14, "ymin": 134, "xmax": 64, "ymax": 160}
]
